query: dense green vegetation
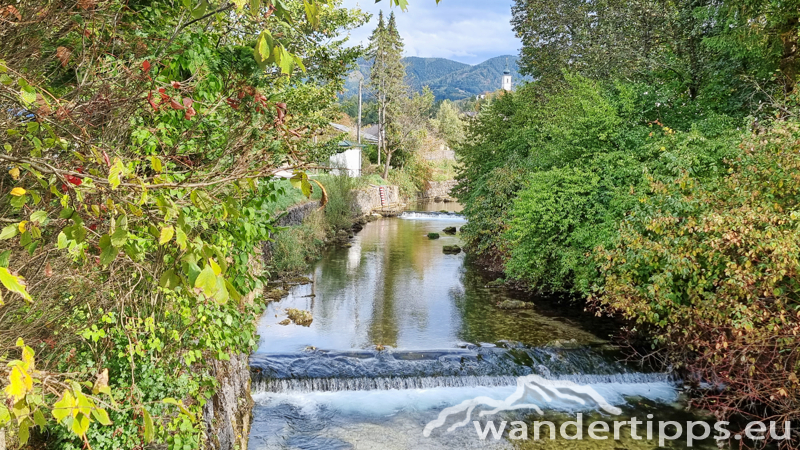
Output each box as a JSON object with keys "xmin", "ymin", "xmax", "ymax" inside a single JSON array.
[
  {"xmin": 455, "ymin": 0, "xmax": 800, "ymax": 440},
  {"xmin": 0, "ymin": 0, "xmax": 369, "ymax": 447}
]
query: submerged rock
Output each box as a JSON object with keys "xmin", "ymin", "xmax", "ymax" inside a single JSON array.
[
  {"xmin": 286, "ymin": 308, "xmax": 313, "ymax": 326},
  {"xmin": 486, "ymin": 278, "xmax": 505, "ymax": 288},
  {"xmin": 286, "ymin": 276, "xmax": 312, "ymax": 285},
  {"xmin": 442, "ymin": 226, "xmax": 457, "ymax": 235},
  {"xmin": 264, "ymin": 288, "xmax": 288, "ymax": 302},
  {"xmin": 497, "ymin": 299, "xmax": 532, "ymax": 310},
  {"xmin": 427, "ymin": 232, "xmax": 440, "ymax": 239},
  {"xmin": 442, "ymin": 245, "xmax": 461, "ymax": 254}
]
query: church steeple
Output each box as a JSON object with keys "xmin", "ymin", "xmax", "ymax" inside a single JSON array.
[{"xmin": 502, "ymin": 58, "xmax": 512, "ymax": 91}]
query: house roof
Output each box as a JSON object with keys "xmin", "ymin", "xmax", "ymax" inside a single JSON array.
[{"xmin": 339, "ymin": 140, "xmax": 365, "ymax": 148}]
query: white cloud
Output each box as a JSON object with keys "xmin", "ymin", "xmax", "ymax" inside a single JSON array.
[{"xmin": 338, "ymin": 0, "xmax": 520, "ymax": 65}]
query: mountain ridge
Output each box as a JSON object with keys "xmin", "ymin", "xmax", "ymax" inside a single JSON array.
[{"xmin": 344, "ymin": 55, "xmax": 529, "ymax": 101}]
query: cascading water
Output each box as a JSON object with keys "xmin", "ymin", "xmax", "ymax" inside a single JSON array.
[{"xmin": 248, "ymin": 207, "xmax": 716, "ymax": 450}]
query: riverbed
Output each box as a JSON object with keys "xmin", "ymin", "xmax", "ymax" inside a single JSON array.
[{"xmin": 248, "ymin": 210, "xmax": 716, "ymax": 449}]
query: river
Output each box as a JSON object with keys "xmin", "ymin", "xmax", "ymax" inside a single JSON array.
[{"xmin": 247, "ymin": 207, "xmax": 717, "ymax": 449}]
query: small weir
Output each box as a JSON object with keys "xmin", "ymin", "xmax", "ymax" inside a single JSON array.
[{"xmin": 248, "ymin": 208, "xmax": 715, "ymax": 449}]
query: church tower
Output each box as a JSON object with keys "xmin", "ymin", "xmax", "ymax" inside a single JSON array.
[{"xmin": 502, "ymin": 59, "xmax": 512, "ymax": 91}]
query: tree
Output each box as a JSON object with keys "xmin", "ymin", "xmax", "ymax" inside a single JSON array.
[
  {"xmin": 430, "ymin": 100, "xmax": 465, "ymax": 148},
  {"xmin": 385, "ymin": 87, "xmax": 435, "ymax": 178},
  {"xmin": 367, "ymin": 10, "xmax": 408, "ymax": 177}
]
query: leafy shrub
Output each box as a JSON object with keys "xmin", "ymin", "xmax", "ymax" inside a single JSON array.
[{"xmin": 594, "ymin": 121, "xmax": 800, "ymax": 434}]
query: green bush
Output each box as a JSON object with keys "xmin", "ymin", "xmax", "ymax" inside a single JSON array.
[{"xmin": 594, "ymin": 120, "xmax": 800, "ymax": 430}]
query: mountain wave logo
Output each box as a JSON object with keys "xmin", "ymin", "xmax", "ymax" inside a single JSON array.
[{"xmin": 422, "ymin": 375, "xmax": 621, "ymax": 437}]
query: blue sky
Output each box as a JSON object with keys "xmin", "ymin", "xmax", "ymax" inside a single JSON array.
[{"xmin": 338, "ymin": 0, "xmax": 520, "ymax": 65}]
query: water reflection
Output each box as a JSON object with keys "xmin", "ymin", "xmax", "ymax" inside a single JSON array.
[{"xmin": 255, "ymin": 215, "xmax": 603, "ymax": 353}]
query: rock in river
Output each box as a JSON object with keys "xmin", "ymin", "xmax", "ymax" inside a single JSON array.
[{"xmin": 442, "ymin": 245, "xmax": 461, "ymax": 254}]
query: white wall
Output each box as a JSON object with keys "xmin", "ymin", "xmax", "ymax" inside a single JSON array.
[{"xmin": 329, "ymin": 147, "xmax": 362, "ymax": 177}]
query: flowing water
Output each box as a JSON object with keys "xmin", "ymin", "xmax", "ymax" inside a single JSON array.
[{"xmin": 248, "ymin": 208, "xmax": 717, "ymax": 449}]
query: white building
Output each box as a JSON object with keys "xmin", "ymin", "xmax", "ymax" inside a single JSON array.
[
  {"xmin": 329, "ymin": 140, "xmax": 363, "ymax": 177},
  {"xmin": 502, "ymin": 68, "xmax": 512, "ymax": 92}
]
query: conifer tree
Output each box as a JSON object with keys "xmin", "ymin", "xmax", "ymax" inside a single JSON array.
[{"xmin": 367, "ymin": 11, "xmax": 408, "ymax": 178}]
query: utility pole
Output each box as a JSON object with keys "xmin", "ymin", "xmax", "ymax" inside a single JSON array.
[{"xmin": 357, "ymin": 79, "xmax": 362, "ymax": 144}]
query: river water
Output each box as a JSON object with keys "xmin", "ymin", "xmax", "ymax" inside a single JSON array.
[{"xmin": 248, "ymin": 208, "xmax": 716, "ymax": 449}]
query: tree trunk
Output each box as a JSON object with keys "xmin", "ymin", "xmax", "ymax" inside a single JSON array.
[
  {"xmin": 382, "ymin": 151, "xmax": 392, "ymax": 180},
  {"xmin": 780, "ymin": 16, "xmax": 799, "ymax": 95}
]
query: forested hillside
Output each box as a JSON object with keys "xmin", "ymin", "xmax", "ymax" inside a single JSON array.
[{"xmin": 343, "ymin": 55, "xmax": 528, "ymax": 100}]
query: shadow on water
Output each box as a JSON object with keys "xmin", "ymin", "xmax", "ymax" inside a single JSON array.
[{"xmin": 249, "ymin": 210, "xmax": 721, "ymax": 450}]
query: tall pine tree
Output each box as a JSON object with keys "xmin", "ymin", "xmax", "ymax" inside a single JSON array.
[{"xmin": 367, "ymin": 11, "xmax": 408, "ymax": 178}]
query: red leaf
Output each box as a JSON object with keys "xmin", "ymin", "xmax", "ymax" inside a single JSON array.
[
  {"xmin": 142, "ymin": 60, "xmax": 151, "ymax": 72},
  {"xmin": 184, "ymin": 107, "xmax": 196, "ymax": 120},
  {"xmin": 44, "ymin": 263, "xmax": 53, "ymax": 277},
  {"xmin": 169, "ymin": 99, "xmax": 184, "ymax": 110},
  {"xmin": 88, "ymin": 223, "xmax": 98, "ymax": 231},
  {"xmin": 102, "ymin": 150, "xmax": 110, "ymax": 167},
  {"xmin": 158, "ymin": 87, "xmax": 166, "ymax": 94},
  {"xmin": 182, "ymin": 97, "xmax": 193, "ymax": 108},
  {"xmin": 66, "ymin": 175, "xmax": 82, "ymax": 186},
  {"xmin": 147, "ymin": 91, "xmax": 159, "ymax": 111},
  {"xmin": 171, "ymin": 81, "xmax": 181, "ymax": 89}
]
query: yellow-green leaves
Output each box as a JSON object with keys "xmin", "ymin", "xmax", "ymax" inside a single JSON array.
[
  {"xmin": 253, "ymin": 29, "xmax": 305, "ymax": 74},
  {"xmin": 108, "ymin": 158, "xmax": 124, "ymax": 190},
  {"xmin": 0, "ymin": 267, "xmax": 32, "ymax": 302},
  {"xmin": 194, "ymin": 264, "xmax": 217, "ymax": 295},
  {"xmin": 290, "ymin": 171, "xmax": 312, "ymax": 197},
  {"xmin": 149, "ymin": 155, "xmax": 163, "ymax": 173},
  {"xmin": 10, "ymin": 187, "xmax": 26, "ymax": 196},
  {"xmin": 143, "ymin": 408, "xmax": 155, "ymax": 443},
  {"xmin": 303, "ymin": 0, "xmax": 321, "ymax": 29},
  {"xmin": 0, "ymin": 223, "xmax": 19, "ymax": 240},
  {"xmin": 98, "ymin": 234, "xmax": 119, "ymax": 266},
  {"xmin": 190, "ymin": 189, "xmax": 214, "ymax": 211},
  {"xmin": 159, "ymin": 226, "xmax": 174, "ymax": 245},
  {"xmin": 254, "ymin": 30, "xmax": 275, "ymax": 70},
  {"xmin": 193, "ymin": 259, "xmax": 229, "ymax": 304},
  {"xmin": 51, "ymin": 385, "xmax": 113, "ymax": 439}
]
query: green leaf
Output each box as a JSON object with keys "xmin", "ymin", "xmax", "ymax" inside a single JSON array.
[
  {"xmin": 111, "ymin": 226, "xmax": 128, "ymax": 247},
  {"xmin": 0, "ymin": 224, "xmax": 19, "ymax": 240},
  {"xmin": 175, "ymin": 227, "xmax": 188, "ymax": 250},
  {"xmin": 159, "ymin": 269, "xmax": 181, "ymax": 290},
  {"xmin": 253, "ymin": 30, "xmax": 275, "ymax": 70},
  {"xmin": 52, "ymin": 390, "xmax": 75, "ymax": 423},
  {"xmin": 303, "ymin": 0, "xmax": 321, "ymax": 29},
  {"xmin": 30, "ymin": 210, "xmax": 47, "ymax": 224},
  {"xmin": 98, "ymin": 235, "xmax": 119, "ymax": 266},
  {"xmin": 33, "ymin": 408, "xmax": 47, "ymax": 427},
  {"xmin": 71, "ymin": 412, "xmax": 90, "ymax": 437},
  {"xmin": 0, "ymin": 267, "xmax": 32, "ymax": 301},
  {"xmin": 149, "ymin": 156, "xmax": 163, "ymax": 173},
  {"xmin": 0, "ymin": 250, "xmax": 10, "ymax": 268},
  {"xmin": 19, "ymin": 89, "xmax": 36, "ymax": 106},
  {"xmin": 108, "ymin": 159, "xmax": 124, "ymax": 190},
  {"xmin": 213, "ymin": 276, "xmax": 229, "ymax": 304},
  {"xmin": 277, "ymin": 45, "xmax": 294, "ymax": 75},
  {"xmin": 194, "ymin": 264, "xmax": 217, "ymax": 296},
  {"xmin": 249, "ymin": 0, "xmax": 261, "ymax": 15},
  {"xmin": 18, "ymin": 417, "xmax": 30, "ymax": 445},
  {"xmin": 91, "ymin": 407, "xmax": 113, "ymax": 426},
  {"xmin": 159, "ymin": 226, "xmax": 174, "ymax": 245},
  {"xmin": 143, "ymin": 408, "xmax": 154, "ymax": 443},
  {"xmin": 190, "ymin": 0, "xmax": 208, "ymax": 19},
  {"xmin": 190, "ymin": 190, "xmax": 214, "ymax": 211}
]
